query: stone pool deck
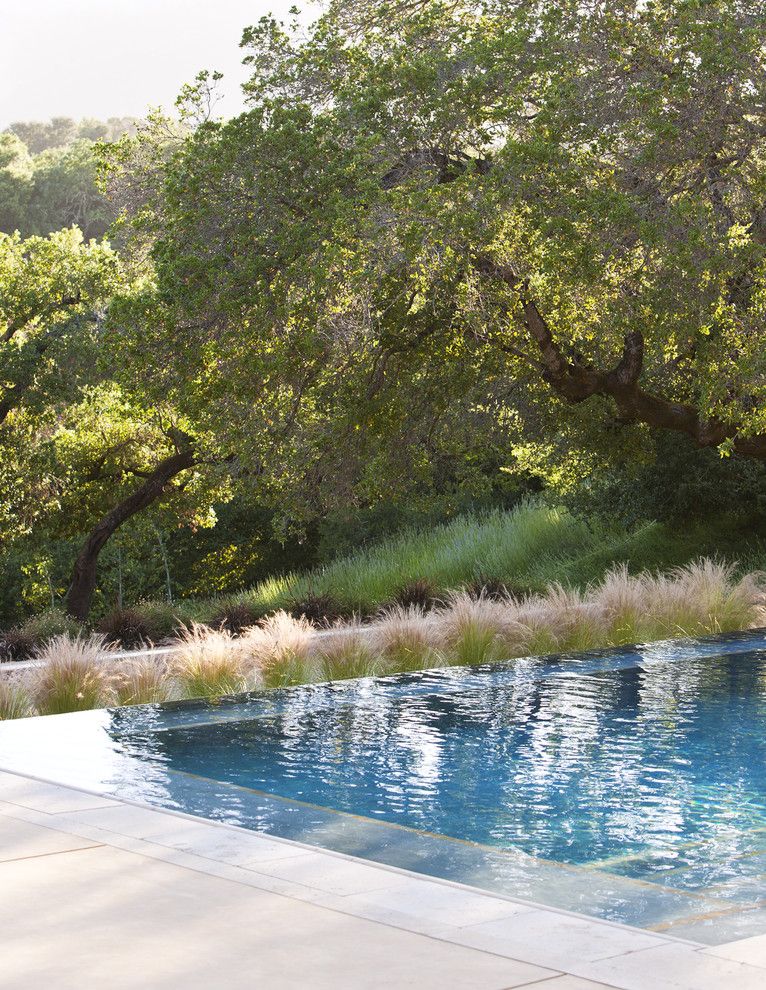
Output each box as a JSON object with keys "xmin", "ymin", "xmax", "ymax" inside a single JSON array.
[{"xmin": 1, "ymin": 771, "xmax": 765, "ymax": 989}]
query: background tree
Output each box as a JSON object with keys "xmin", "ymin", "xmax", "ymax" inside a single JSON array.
[
  {"xmin": 0, "ymin": 118, "xmax": 139, "ymax": 238},
  {"xmin": 8, "ymin": 2, "xmax": 766, "ymax": 629},
  {"xmin": 0, "ymin": 133, "xmax": 32, "ymax": 234},
  {"xmin": 220, "ymin": 0, "xmax": 766, "ymax": 469},
  {"xmin": 0, "ymin": 228, "xmax": 119, "ymax": 424},
  {"xmin": 6, "ymin": 117, "xmax": 139, "ymax": 155},
  {"xmin": 0, "ymin": 229, "xmax": 216, "ymax": 620}
]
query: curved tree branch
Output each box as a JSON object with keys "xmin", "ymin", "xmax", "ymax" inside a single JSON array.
[
  {"xmin": 477, "ymin": 255, "xmax": 766, "ymax": 460},
  {"xmin": 64, "ymin": 432, "xmax": 197, "ymax": 620}
]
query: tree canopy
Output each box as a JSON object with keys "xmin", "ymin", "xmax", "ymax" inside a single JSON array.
[
  {"xmin": 139, "ymin": 0, "xmax": 766, "ymax": 478},
  {"xmin": 5, "ymin": 1, "xmax": 766, "ymax": 624},
  {"xmin": 0, "ymin": 117, "xmax": 139, "ymax": 238}
]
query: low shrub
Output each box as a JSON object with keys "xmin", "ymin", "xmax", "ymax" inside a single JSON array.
[
  {"xmin": 209, "ymin": 600, "xmax": 259, "ymax": 635},
  {"xmin": 21, "ymin": 609, "xmax": 83, "ymax": 643},
  {"xmin": 287, "ymin": 592, "xmax": 348, "ymax": 626},
  {"xmin": 0, "ymin": 556, "xmax": 761, "ymax": 721},
  {"xmin": 97, "ymin": 608, "xmax": 153, "ymax": 649},
  {"xmin": 466, "ymin": 576, "xmax": 510, "ymax": 601},
  {"xmin": 0, "ymin": 629, "xmax": 36, "ymax": 662},
  {"xmin": 261, "ymin": 652, "xmax": 317, "ymax": 688},
  {"xmin": 391, "ymin": 579, "xmax": 440, "ymax": 611},
  {"xmin": 131, "ymin": 599, "xmax": 208, "ymax": 642}
]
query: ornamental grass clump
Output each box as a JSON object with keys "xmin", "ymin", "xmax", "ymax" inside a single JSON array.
[
  {"xmin": 0, "ymin": 629, "xmax": 35, "ymax": 662},
  {"xmin": 209, "ymin": 599, "xmax": 260, "ymax": 635},
  {"xmin": 0, "ymin": 679, "xmax": 33, "ymax": 720},
  {"xmin": 32, "ymin": 634, "xmax": 114, "ymax": 715},
  {"xmin": 170, "ymin": 625, "xmax": 255, "ymax": 699},
  {"xmin": 315, "ymin": 627, "xmax": 380, "ymax": 681},
  {"xmin": 111, "ymin": 659, "xmax": 175, "ymax": 706},
  {"xmin": 509, "ymin": 604, "xmax": 562, "ymax": 656},
  {"xmin": 438, "ymin": 592, "xmax": 512, "ymax": 665},
  {"xmin": 531, "ymin": 583, "xmax": 607, "ymax": 653},
  {"xmin": 368, "ymin": 605, "xmax": 440, "ymax": 673},
  {"xmin": 97, "ymin": 608, "xmax": 154, "ymax": 649},
  {"xmin": 589, "ymin": 565, "xmax": 648, "ymax": 645},
  {"xmin": 643, "ymin": 560, "xmax": 763, "ymax": 639},
  {"xmin": 254, "ymin": 611, "xmax": 316, "ymax": 687}
]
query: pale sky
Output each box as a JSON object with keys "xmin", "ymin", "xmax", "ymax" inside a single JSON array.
[{"xmin": 0, "ymin": 0, "xmax": 306, "ymax": 128}]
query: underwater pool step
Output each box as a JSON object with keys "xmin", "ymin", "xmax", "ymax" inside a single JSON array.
[{"xmin": 147, "ymin": 767, "xmax": 740, "ymax": 937}]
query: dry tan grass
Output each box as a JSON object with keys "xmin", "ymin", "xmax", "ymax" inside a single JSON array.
[
  {"xmin": 170, "ymin": 624, "xmax": 257, "ymax": 699},
  {"xmin": 436, "ymin": 592, "xmax": 512, "ymax": 664},
  {"xmin": 368, "ymin": 605, "xmax": 441, "ymax": 672},
  {"xmin": 248, "ymin": 611, "xmax": 317, "ymax": 687},
  {"xmin": 32, "ymin": 634, "xmax": 115, "ymax": 715},
  {"xmin": 0, "ymin": 677, "xmax": 33, "ymax": 720},
  {"xmin": 1, "ymin": 557, "xmax": 762, "ymax": 720},
  {"xmin": 314, "ymin": 626, "xmax": 380, "ymax": 681},
  {"xmin": 521, "ymin": 584, "xmax": 607, "ymax": 653},
  {"xmin": 644, "ymin": 561, "xmax": 763, "ymax": 638},
  {"xmin": 110, "ymin": 659, "xmax": 175, "ymax": 706}
]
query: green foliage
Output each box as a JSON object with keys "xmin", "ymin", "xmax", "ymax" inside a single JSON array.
[
  {"xmin": 0, "ymin": 228, "xmax": 122, "ymax": 442},
  {"xmin": 0, "ymin": 117, "xmax": 138, "ymax": 237},
  {"xmin": 7, "ymin": 118, "xmax": 139, "ymax": 154},
  {"xmin": 7, "ymin": 7, "xmax": 766, "ymax": 639},
  {"xmin": 240, "ymin": 503, "xmax": 590, "ymax": 613},
  {"xmin": 0, "ymin": 133, "xmax": 32, "ymax": 233},
  {"xmin": 565, "ymin": 433, "xmax": 766, "ymax": 529},
  {"xmin": 234, "ymin": 502, "xmax": 765, "ymax": 619},
  {"xmin": 20, "ymin": 609, "xmax": 83, "ymax": 643}
]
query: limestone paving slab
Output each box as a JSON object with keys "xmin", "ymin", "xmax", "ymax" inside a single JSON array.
[
  {"xmin": 430, "ymin": 908, "xmax": 668, "ymax": 971},
  {"xmin": 0, "ymin": 772, "xmax": 119, "ymax": 813},
  {"xmin": 334, "ymin": 875, "xmax": 539, "ymax": 929},
  {"xmin": 0, "ymin": 814, "xmax": 101, "ymax": 861},
  {"xmin": 1, "ymin": 769, "xmax": 765, "ymax": 989},
  {"xmin": 540, "ymin": 980, "xmax": 624, "ymax": 990},
  {"xmin": 567, "ymin": 941, "xmax": 766, "ymax": 990},
  {"xmin": 702, "ymin": 931, "xmax": 766, "ymax": 967},
  {"xmin": 0, "ymin": 840, "xmax": 554, "ymax": 990},
  {"xmin": 61, "ymin": 800, "xmax": 313, "ymax": 863}
]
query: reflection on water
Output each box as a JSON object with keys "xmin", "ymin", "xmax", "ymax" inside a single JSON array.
[
  {"xmin": 120, "ymin": 650, "xmax": 766, "ymax": 873},
  {"xmin": 3, "ymin": 631, "xmax": 766, "ymax": 942}
]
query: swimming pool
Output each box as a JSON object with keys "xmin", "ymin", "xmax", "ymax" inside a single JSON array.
[{"xmin": 2, "ymin": 630, "xmax": 766, "ymax": 944}]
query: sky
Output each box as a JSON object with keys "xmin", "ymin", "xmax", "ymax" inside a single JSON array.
[{"xmin": 0, "ymin": 0, "xmax": 304, "ymax": 128}]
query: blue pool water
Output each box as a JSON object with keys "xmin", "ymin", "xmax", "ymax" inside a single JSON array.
[{"xmin": 3, "ymin": 631, "xmax": 766, "ymax": 943}]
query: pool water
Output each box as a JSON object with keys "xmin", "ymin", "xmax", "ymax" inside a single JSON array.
[{"xmin": 3, "ymin": 631, "xmax": 766, "ymax": 944}]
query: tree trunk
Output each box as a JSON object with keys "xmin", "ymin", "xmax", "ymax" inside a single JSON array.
[{"xmin": 65, "ymin": 440, "xmax": 195, "ymax": 621}]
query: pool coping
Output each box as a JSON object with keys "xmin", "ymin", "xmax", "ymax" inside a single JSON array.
[{"xmin": 2, "ymin": 767, "xmax": 766, "ymax": 988}]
